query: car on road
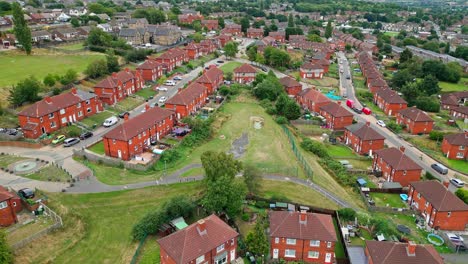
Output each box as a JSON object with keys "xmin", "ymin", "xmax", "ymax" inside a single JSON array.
[
  {"xmin": 449, "ymin": 178, "xmax": 465, "ymax": 188},
  {"xmin": 216, "ymin": 60, "xmax": 224, "ymax": 64},
  {"xmin": 118, "ymin": 112, "xmax": 130, "ymax": 118},
  {"xmin": 52, "ymin": 135, "xmax": 66, "ymax": 145},
  {"xmin": 447, "ymin": 233, "xmax": 464, "ymax": 243},
  {"xmin": 352, "ymin": 107, "xmax": 362, "ymax": 114},
  {"xmin": 173, "ymin": 76, "xmax": 182, "ymax": 81},
  {"xmin": 261, "ymin": 67, "xmax": 268, "ymax": 72},
  {"xmin": 346, "ymin": 75, "xmax": 351, "ymax": 79},
  {"xmin": 376, "ymin": 120, "xmax": 386, "ymax": 127},
  {"xmin": 103, "ymin": 116, "xmax": 119, "ymax": 127},
  {"xmin": 63, "ymin": 137, "xmax": 80, "ymax": 147},
  {"xmin": 79, "ymin": 131, "xmax": 93, "ymax": 140},
  {"xmin": 156, "ymin": 87, "xmax": 168, "ymax": 92},
  {"xmin": 150, "ymin": 102, "xmax": 158, "ymax": 108},
  {"xmin": 18, "ymin": 188, "xmax": 35, "ymax": 199},
  {"xmin": 164, "ymin": 80, "xmax": 176, "ymax": 86},
  {"xmin": 159, "ymin": 96, "xmax": 168, "ymax": 104},
  {"xmin": 431, "ymin": 163, "xmax": 449, "ymax": 175}
]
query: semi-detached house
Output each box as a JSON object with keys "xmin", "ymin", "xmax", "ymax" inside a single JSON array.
[
  {"xmin": 279, "ymin": 76, "xmax": 302, "ymax": 96},
  {"xmin": 196, "ymin": 66, "xmax": 224, "ymax": 95},
  {"xmin": 94, "ymin": 69, "xmax": 144, "ymax": 105},
  {"xmin": 296, "ymin": 88, "xmax": 331, "ymax": 113},
  {"xmin": 374, "ymin": 88, "xmax": 407, "ymax": 116},
  {"xmin": 165, "ymin": 82, "xmax": 208, "ymax": 119},
  {"xmin": 136, "ymin": 60, "xmax": 163, "ymax": 82},
  {"xmin": 441, "ymin": 132, "xmax": 468, "ymax": 160},
  {"xmin": 344, "ymin": 122, "xmax": 385, "ymax": 156},
  {"xmin": 233, "ymin": 64, "xmax": 257, "ymax": 84},
  {"xmin": 365, "ymin": 241, "xmax": 444, "ymax": 264},
  {"xmin": 396, "ymin": 107, "xmax": 434, "ymax": 135},
  {"xmin": 19, "ymin": 88, "xmax": 103, "ymax": 139},
  {"xmin": 372, "ymin": 147, "xmax": 422, "ymax": 187},
  {"xmin": 319, "ymin": 102, "xmax": 354, "ymax": 130}
]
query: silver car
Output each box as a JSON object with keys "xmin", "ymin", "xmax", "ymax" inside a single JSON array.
[{"xmin": 63, "ymin": 137, "xmax": 80, "ymax": 147}]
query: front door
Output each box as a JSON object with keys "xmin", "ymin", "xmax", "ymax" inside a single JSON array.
[
  {"xmin": 230, "ymin": 249, "xmax": 235, "ymax": 262},
  {"xmin": 41, "ymin": 127, "xmax": 46, "ymax": 134},
  {"xmin": 325, "ymin": 253, "xmax": 332, "ymax": 263},
  {"xmin": 273, "ymin": 249, "xmax": 279, "ymax": 259},
  {"xmin": 118, "ymin": 150, "xmax": 122, "ymax": 159}
]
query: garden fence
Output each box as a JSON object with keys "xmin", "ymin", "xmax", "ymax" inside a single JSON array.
[
  {"xmin": 281, "ymin": 125, "xmax": 314, "ymax": 180},
  {"xmin": 73, "ymin": 149, "xmax": 158, "ymax": 172},
  {"xmin": 130, "ymin": 233, "xmax": 148, "ymax": 264},
  {"xmin": 358, "ymin": 188, "xmax": 414, "ymax": 215}
]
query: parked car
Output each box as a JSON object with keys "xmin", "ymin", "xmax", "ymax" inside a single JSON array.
[
  {"xmin": 352, "ymin": 107, "xmax": 362, "ymax": 114},
  {"xmin": 18, "ymin": 188, "xmax": 34, "ymax": 199},
  {"xmin": 79, "ymin": 131, "xmax": 93, "ymax": 140},
  {"xmin": 118, "ymin": 112, "xmax": 130, "ymax": 118},
  {"xmin": 346, "ymin": 75, "xmax": 351, "ymax": 79},
  {"xmin": 261, "ymin": 67, "xmax": 268, "ymax": 72},
  {"xmin": 150, "ymin": 102, "xmax": 158, "ymax": 108},
  {"xmin": 164, "ymin": 80, "xmax": 176, "ymax": 86},
  {"xmin": 362, "ymin": 107, "xmax": 372, "ymax": 115},
  {"xmin": 63, "ymin": 137, "xmax": 80, "ymax": 147},
  {"xmin": 52, "ymin": 135, "xmax": 66, "ymax": 144},
  {"xmin": 447, "ymin": 233, "xmax": 464, "ymax": 243},
  {"xmin": 103, "ymin": 116, "xmax": 119, "ymax": 127},
  {"xmin": 449, "ymin": 178, "xmax": 465, "ymax": 188},
  {"xmin": 216, "ymin": 60, "xmax": 224, "ymax": 64},
  {"xmin": 376, "ymin": 120, "xmax": 386, "ymax": 127},
  {"xmin": 157, "ymin": 87, "xmax": 168, "ymax": 92},
  {"xmin": 431, "ymin": 163, "xmax": 449, "ymax": 175},
  {"xmin": 173, "ymin": 76, "xmax": 182, "ymax": 81},
  {"xmin": 159, "ymin": 96, "xmax": 168, "ymax": 103}
]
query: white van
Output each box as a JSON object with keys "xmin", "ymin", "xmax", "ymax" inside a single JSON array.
[
  {"xmin": 165, "ymin": 80, "xmax": 176, "ymax": 86},
  {"xmin": 103, "ymin": 116, "xmax": 118, "ymax": 127}
]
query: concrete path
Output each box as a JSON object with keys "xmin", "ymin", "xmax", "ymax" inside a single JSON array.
[{"xmin": 441, "ymin": 253, "xmax": 468, "ymax": 264}]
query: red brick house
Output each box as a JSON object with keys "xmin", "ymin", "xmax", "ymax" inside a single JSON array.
[
  {"xmin": 289, "ymin": 35, "xmax": 306, "ymax": 48},
  {"xmin": 178, "ymin": 13, "xmax": 203, "ymax": 24},
  {"xmin": 365, "ymin": 241, "xmax": 444, "ymax": 264},
  {"xmin": 222, "ymin": 24, "xmax": 242, "ymax": 36},
  {"xmin": 201, "ymin": 20, "xmax": 219, "ymax": 30},
  {"xmin": 102, "ymin": 106, "xmax": 175, "ymax": 161},
  {"xmin": 0, "ymin": 186, "xmax": 22, "ymax": 227},
  {"xmin": 184, "ymin": 42, "xmax": 201, "ymax": 60},
  {"xmin": 216, "ymin": 34, "xmax": 232, "ymax": 47},
  {"xmin": 440, "ymin": 91, "xmax": 468, "ymax": 110},
  {"xmin": 300, "ymin": 62, "xmax": 325, "ymax": 79},
  {"xmin": 233, "ymin": 64, "xmax": 257, "ymax": 84},
  {"xmin": 450, "ymin": 106, "xmax": 468, "ymax": 120},
  {"xmin": 441, "ymin": 132, "xmax": 468, "ymax": 160},
  {"xmin": 268, "ymin": 31, "xmax": 286, "ymax": 43},
  {"xmin": 408, "ymin": 180, "xmax": 468, "ymax": 230},
  {"xmin": 367, "ymin": 77, "xmax": 388, "ymax": 94},
  {"xmin": 246, "ymin": 28, "xmax": 264, "ymax": 39},
  {"xmin": 296, "ymin": 88, "xmax": 331, "ymax": 113},
  {"xmin": 279, "ymin": 76, "xmax": 302, "ymax": 96},
  {"xmin": 165, "ymin": 83, "xmax": 208, "ymax": 119},
  {"xmin": 396, "ymin": 107, "xmax": 434, "ymax": 135},
  {"xmin": 269, "ymin": 211, "xmax": 337, "ymax": 263},
  {"xmin": 372, "ymin": 147, "xmax": 422, "ymax": 187},
  {"xmin": 136, "ymin": 60, "xmax": 163, "ymax": 82},
  {"xmin": 158, "ymin": 214, "xmax": 239, "ymax": 264},
  {"xmin": 196, "ymin": 66, "xmax": 224, "ymax": 95},
  {"xmin": 19, "ymin": 88, "xmax": 103, "ymax": 139},
  {"xmin": 200, "ymin": 39, "xmax": 217, "ymax": 55},
  {"xmin": 344, "ymin": 122, "xmax": 385, "ymax": 156},
  {"xmin": 153, "ymin": 48, "xmax": 189, "ymax": 73},
  {"xmin": 94, "ymin": 69, "xmax": 144, "ymax": 105},
  {"xmin": 319, "ymin": 102, "xmax": 354, "ymax": 130},
  {"xmin": 374, "ymin": 88, "xmax": 407, "ymax": 116}
]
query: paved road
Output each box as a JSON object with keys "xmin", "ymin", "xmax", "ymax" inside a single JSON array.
[{"xmin": 336, "ymin": 52, "xmax": 467, "ymax": 183}]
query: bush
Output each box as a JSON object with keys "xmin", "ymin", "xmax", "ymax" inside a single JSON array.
[
  {"xmin": 52, "ymin": 87, "xmax": 61, "ymax": 95},
  {"xmin": 429, "ymin": 131, "xmax": 445, "ymax": 141},
  {"xmin": 255, "ymin": 200, "xmax": 268, "ymax": 208},
  {"xmin": 266, "ymin": 106, "xmax": 277, "ymax": 115},
  {"xmin": 300, "ymin": 138, "xmax": 329, "ymax": 158},
  {"xmin": 159, "ymin": 148, "xmax": 181, "ymax": 164},
  {"xmin": 424, "ymin": 171, "xmax": 439, "ymax": 181},
  {"xmin": 415, "ymin": 97, "xmax": 440, "ymax": 112},
  {"xmin": 241, "ymin": 213, "xmax": 250, "ymax": 222},
  {"xmin": 338, "ymin": 208, "xmax": 357, "ymax": 222},
  {"xmin": 275, "ymin": 116, "xmax": 288, "ymax": 124},
  {"xmin": 357, "ymin": 90, "xmax": 374, "ymax": 102},
  {"xmin": 455, "ymin": 189, "xmax": 468, "ymax": 204},
  {"xmin": 387, "ymin": 121, "xmax": 403, "ymax": 133}
]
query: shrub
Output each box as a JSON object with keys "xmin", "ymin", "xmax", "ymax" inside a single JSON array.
[
  {"xmin": 415, "ymin": 97, "xmax": 440, "ymax": 112},
  {"xmin": 52, "ymin": 88, "xmax": 61, "ymax": 95},
  {"xmin": 338, "ymin": 208, "xmax": 357, "ymax": 222},
  {"xmin": 455, "ymin": 189, "xmax": 468, "ymax": 204},
  {"xmin": 424, "ymin": 171, "xmax": 439, "ymax": 181},
  {"xmin": 159, "ymin": 148, "xmax": 181, "ymax": 164},
  {"xmin": 266, "ymin": 106, "xmax": 276, "ymax": 115},
  {"xmin": 300, "ymin": 138, "xmax": 329, "ymax": 158},
  {"xmin": 275, "ymin": 116, "xmax": 288, "ymax": 124},
  {"xmin": 387, "ymin": 121, "xmax": 403, "ymax": 133},
  {"xmin": 255, "ymin": 200, "xmax": 268, "ymax": 208},
  {"xmin": 429, "ymin": 131, "xmax": 445, "ymax": 141},
  {"xmin": 241, "ymin": 213, "xmax": 250, "ymax": 222},
  {"xmin": 357, "ymin": 90, "xmax": 374, "ymax": 102}
]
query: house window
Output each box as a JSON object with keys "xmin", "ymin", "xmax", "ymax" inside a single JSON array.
[
  {"xmin": 129, "ymin": 140, "xmax": 132, "ymax": 145},
  {"xmin": 138, "ymin": 134, "xmax": 141, "ymax": 139},
  {"xmin": 77, "ymin": 103, "xmax": 81, "ymax": 108},
  {"xmin": 86, "ymin": 100, "xmax": 90, "ymax": 105},
  {"xmin": 275, "ymin": 237, "xmax": 279, "ymax": 244},
  {"xmin": 457, "ymin": 152, "xmax": 464, "ymax": 158},
  {"xmin": 310, "ymin": 240, "xmax": 320, "ymax": 247},
  {"xmin": 448, "ymin": 212, "xmax": 451, "ymax": 217},
  {"xmin": 0, "ymin": 201, "xmax": 7, "ymax": 209},
  {"xmin": 49, "ymin": 113, "xmax": 54, "ymax": 118},
  {"xmin": 308, "ymin": 251, "xmax": 319, "ymax": 259},
  {"xmin": 285, "ymin": 249, "xmax": 296, "ymax": 258},
  {"xmin": 40, "ymin": 117, "xmax": 43, "ymax": 122},
  {"xmin": 196, "ymin": 255, "xmax": 205, "ymax": 264},
  {"xmin": 78, "ymin": 111, "xmax": 83, "ymax": 117},
  {"xmin": 403, "ymin": 170, "xmax": 407, "ymax": 176},
  {"xmin": 112, "ymin": 139, "xmax": 116, "ymax": 144},
  {"xmin": 417, "ymin": 193, "xmax": 421, "ymax": 199},
  {"xmin": 216, "ymin": 244, "xmax": 225, "ymax": 253},
  {"xmin": 460, "ymin": 146, "xmax": 465, "ymax": 150},
  {"xmin": 87, "ymin": 108, "xmax": 92, "ymax": 113},
  {"xmin": 327, "ymin": 242, "xmax": 332, "ymax": 248},
  {"xmin": 286, "ymin": 238, "xmax": 296, "ymax": 245},
  {"xmin": 50, "ymin": 122, "xmax": 56, "ymax": 128},
  {"xmin": 60, "ymin": 109, "xmax": 65, "ymax": 114},
  {"xmin": 134, "ymin": 146, "xmax": 138, "ymax": 151},
  {"xmin": 425, "ymin": 201, "xmax": 429, "ymax": 207}
]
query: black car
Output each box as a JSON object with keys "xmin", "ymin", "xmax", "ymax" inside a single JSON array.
[
  {"xmin": 79, "ymin": 131, "xmax": 94, "ymax": 140},
  {"xmin": 216, "ymin": 60, "xmax": 224, "ymax": 63},
  {"xmin": 261, "ymin": 67, "xmax": 268, "ymax": 72},
  {"xmin": 18, "ymin": 188, "xmax": 34, "ymax": 199},
  {"xmin": 352, "ymin": 107, "xmax": 362, "ymax": 114},
  {"xmin": 118, "ymin": 112, "xmax": 130, "ymax": 118}
]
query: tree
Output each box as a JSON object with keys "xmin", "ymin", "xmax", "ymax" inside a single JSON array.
[
  {"xmin": 307, "ymin": 34, "xmax": 322, "ymax": 43},
  {"xmin": 454, "ymin": 46, "xmax": 468, "ymax": 60},
  {"xmin": 170, "ymin": 6, "xmax": 181, "ymax": 15},
  {"xmin": 43, "ymin": 74, "xmax": 56, "ymax": 87},
  {"xmin": 0, "ymin": 230, "xmax": 13, "ymax": 264},
  {"xmin": 240, "ymin": 17, "xmax": 250, "ymax": 33},
  {"xmin": 253, "ymin": 77, "xmax": 283, "ymax": 101},
  {"xmin": 9, "ymin": 76, "xmax": 41, "ymax": 107},
  {"xmin": 106, "ymin": 50, "xmax": 120, "ymax": 73},
  {"xmin": 243, "ymin": 164, "xmax": 261, "ymax": 194},
  {"xmin": 60, "ymin": 69, "xmax": 78, "ymax": 85},
  {"xmin": 86, "ymin": 28, "xmax": 113, "ymax": 47},
  {"xmin": 12, "ymin": 2, "xmax": 32, "ymax": 55},
  {"xmin": 444, "ymin": 42, "xmax": 450, "ymax": 54},
  {"xmin": 192, "ymin": 32, "xmax": 205, "ymax": 43},
  {"xmin": 223, "ymin": 41, "xmax": 238, "ymax": 59},
  {"xmin": 324, "ymin": 20, "xmax": 332, "ymax": 39},
  {"xmin": 283, "ymin": 100, "xmax": 301, "ymax": 120},
  {"xmin": 275, "ymin": 94, "xmax": 289, "ymax": 115},
  {"xmin": 192, "ymin": 20, "xmax": 202, "ymax": 32},
  {"xmin": 391, "ymin": 69, "xmax": 414, "ymax": 89},
  {"xmin": 217, "ymin": 17, "xmax": 225, "ymax": 29},
  {"xmin": 246, "ymin": 45, "xmax": 257, "ymax": 61},
  {"xmin": 287, "ymin": 13, "xmax": 294, "ymax": 27},
  {"xmin": 337, "ymin": 208, "xmax": 357, "ymax": 222},
  {"xmin": 0, "ymin": 2, "xmax": 11, "ymax": 13},
  {"xmin": 245, "ymin": 220, "xmax": 269, "ymax": 256},
  {"xmin": 70, "ymin": 17, "xmax": 80, "ymax": 28},
  {"xmin": 225, "ymin": 71, "xmax": 233, "ymax": 82},
  {"xmin": 85, "ymin": 59, "xmax": 108, "ymax": 78},
  {"xmin": 399, "ymin": 48, "xmax": 413, "ymax": 63},
  {"xmin": 400, "ymin": 82, "xmax": 422, "ymax": 105},
  {"xmin": 445, "ymin": 62, "xmax": 462, "ymax": 83},
  {"xmin": 419, "ymin": 75, "xmax": 440, "ymax": 96},
  {"xmin": 422, "ymin": 60, "xmax": 446, "ymax": 80},
  {"xmin": 201, "ymin": 151, "xmax": 242, "ymax": 182}
]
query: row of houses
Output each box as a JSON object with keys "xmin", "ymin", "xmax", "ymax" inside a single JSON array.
[
  {"xmin": 340, "ymin": 34, "xmax": 378, "ymax": 54},
  {"xmin": 157, "ymin": 211, "xmax": 446, "ymax": 264}
]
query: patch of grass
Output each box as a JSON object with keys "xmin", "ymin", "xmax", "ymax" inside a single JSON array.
[
  {"xmin": 135, "ymin": 88, "xmax": 156, "ymax": 100},
  {"xmin": 116, "ymin": 96, "xmax": 144, "ymax": 111},
  {"xmin": 0, "ymin": 49, "xmax": 105, "ymax": 90},
  {"xmin": 57, "ymin": 42, "xmax": 85, "ymax": 51},
  {"xmin": 219, "ymin": 61, "xmax": 243, "ymax": 74},
  {"xmin": 25, "ymin": 165, "xmax": 71, "ymax": 182},
  {"xmin": 327, "ymin": 144, "xmax": 355, "ymax": 157},
  {"xmin": 333, "ymin": 218, "xmax": 346, "ymax": 258},
  {"xmin": 179, "ymin": 167, "xmax": 204, "ymax": 178},
  {"xmin": 302, "ymin": 76, "xmax": 338, "ymax": 88},
  {"xmin": 439, "ymin": 78, "xmax": 468, "ymax": 92},
  {"xmin": 53, "ymin": 124, "xmax": 82, "ymax": 138},
  {"xmin": 0, "ymin": 112, "xmax": 19, "ymax": 128},
  {"xmin": 88, "ymin": 141, "xmax": 105, "ymax": 155},
  {"xmin": 136, "ymin": 235, "xmax": 160, "ymax": 264},
  {"xmin": 384, "ymin": 31, "xmax": 399, "ymax": 37},
  {"xmin": 0, "ymin": 154, "xmax": 27, "ymax": 168},
  {"xmin": 326, "ymin": 63, "xmax": 339, "ymax": 79},
  {"xmin": 292, "ymin": 123, "xmax": 329, "ymax": 136},
  {"xmin": 370, "ymin": 193, "xmax": 407, "ymax": 208},
  {"xmin": 80, "ymin": 111, "xmax": 115, "ymax": 129},
  {"xmin": 7, "ymin": 216, "xmax": 54, "ymax": 244}
]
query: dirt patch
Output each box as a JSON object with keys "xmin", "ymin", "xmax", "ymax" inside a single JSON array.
[{"xmin": 229, "ymin": 132, "xmax": 249, "ymax": 159}]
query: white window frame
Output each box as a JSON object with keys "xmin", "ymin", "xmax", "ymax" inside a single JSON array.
[
  {"xmin": 216, "ymin": 244, "xmax": 224, "ymax": 253},
  {"xmin": 308, "ymin": 251, "xmax": 319, "ymax": 259},
  {"xmin": 49, "ymin": 113, "xmax": 54, "ymax": 118},
  {"xmin": 275, "ymin": 237, "xmax": 279, "ymax": 244},
  {"xmin": 0, "ymin": 201, "xmax": 7, "ymax": 209},
  {"xmin": 60, "ymin": 109, "xmax": 65, "ymax": 114},
  {"xmin": 50, "ymin": 122, "xmax": 56, "ymax": 128},
  {"xmin": 196, "ymin": 255, "xmax": 205, "ymax": 264},
  {"xmin": 310, "ymin": 240, "xmax": 320, "ymax": 247},
  {"xmin": 327, "ymin": 241, "xmax": 332, "ymax": 248},
  {"xmin": 286, "ymin": 238, "xmax": 296, "ymax": 245},
  {"xmin": 285, "ymin": 249, "xmax": 296, "ymax": 258}
]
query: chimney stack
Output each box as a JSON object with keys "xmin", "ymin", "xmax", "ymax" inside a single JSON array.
[
  {"xmin": 196, "ymin": 219, "xmax": 207, "ymax": 236},
  {"xmin": 178, "ymin": 88, "xmax": 182, "ymax": 93},
  {"xmin": 337, "ymin": 101, "xmax": 342, "ymax": 106},
  {"xmin": 407, "ymin": 241, "xmax": 416, "ymax": 256},
  {"xmin": 366, "ymin": 121, "xmax": 370, "ymax": 127},
  {"xmin": 112, "ymin": 72, "xmax": 117, "ymax": 78},
  {"xmin": 124, "ymin": 113, "xmax": 129, "ymax": 121},
  {"xmin": 443, "ymin": 181, "xmax": 450, "ymax": 189},
  {"xmin": 44, "ymin": 96, "xmax": 52, "ymax": 104},
  {"xmin": 299, "ymin": 210, "xmax": 307, "ymax": 224},
  {"xmin": 71, "ymin": 87, "xmax": 77, "ymax": 95},
  {"xmin": 145, "ymin": 104, "xmax": 150, "ymax": 111},
  {"xmin": 399, "ymin": 146, "xmax": 405, "ymax": 153},
  {"xmin": 125, "ymin": 68, "xmax": 130, "ymax": 73}
]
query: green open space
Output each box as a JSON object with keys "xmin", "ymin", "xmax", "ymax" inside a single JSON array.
[
  {"xmin": 349, "ymin": 228, "xmax": 372, "ymax": 247},
  {"xmin": 115, "ymin": 96, "xmax": 144, "ymax": 112},
  {"xmin": 80, "ymin": 111, "xmax": 115, "ymax": 129},
  {"xmin": 327, "ymin": 144, "xmax": 355, "ymax": 157},
  {"xmin": 135, "ymin": 88, "xmax": 157, "ymax": 100},
  {"xmin": 383, "ymin": 31, "xmax": 399, "ymax": 37},
  {"xmin": 0, "ymin": 154, "xmax": 27, "ymax": 168},
  {"xmin": 88, "ymin": 141, "xmax": 105, "ymax": 155},
  {"xmin": 219, "ymin": 61, "xmax": 243, "ymax": 74},
  {"xmin": 56, "ymin": 42, "xmax": 85, "ymax": 51},
  {"xmin": 25, "ymin": 164, "xmax": 71, "ymax": 182},
  {"xmin": 292, "ymin": 122, "xmax": 329, "ymax": 136},
  {"xmin": 370, "ymin": 192, "xmax": 407, "ymax": 208},
  {"xmin": 7, "ymin": 215, "xmax": 54, "ymax": 245},
  {"xmin": 0, "ymin": 111, "xmax": 19, "ymax": 128},
  {"xmin": 0, "ymin": 49, "xmax": 105, "ymax": 89},
  {"xmin": 326, "ymin": 63, "xmax": 339, "ymax": 79},
  {"xmin": 439, "ymin": 78, "xmax": 468, "ymax": 92}
]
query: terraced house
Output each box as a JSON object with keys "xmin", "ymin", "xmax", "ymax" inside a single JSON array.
[
  {"xmin": 94, "ymin": 69, "xmax": 144, "ymax": 105},
  {"xmin": 165, "ymin": 83, "xmax": 208, "ymax": 119},
  {"xmin": 296, "ymin": 88, "xmax": 331, "ymax": 113},
  {"xmin": 372, "ymin": 147, "xmax": 422, "ymax": 187},
  {"xmin": 279, "ymin": 76, "xmax": 302, "ymax": 96},
  {"xmin": 396, "ymin": 107, "xmax": 434, "ymax": 135},
  {"xmin": 441, "ymin": 132, "xmax": 468, "ymax": 160},
  {"xmin": 319, "ymin": 102, "xmax": 354, "ymax": 130},
  {"xmin": 19, "ymin": 88, "xmax": 103, "ymax": 139},
  {"xmin": 344, "ymin": 122, "xmax": 385, "ymax": 156},
  {"xmin": 373, "ymin": 88, "xmax": 407, "ymax": 116},
  {"xmin": 102, "ymin": 106, "xmax": 175, "ymax": 161},
  {"xmin": 269, "ymin": 211, "xmax": 337, "ymax": 263},
  {"xmin": 136, "ymin": 60, "xmax": 163, "ymax": 82},
  {"xmin": 196, "ymin": 66, "xmax": 224, "ymax": 95},
  {"xmin": 152, "ymin": 48, "xmax": 189, "ymax": 73}
]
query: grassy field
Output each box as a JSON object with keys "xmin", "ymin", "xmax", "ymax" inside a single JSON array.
[
  {"xmin": 115, "ymin": 96, "xmax": 145, "ymax": 112},
  {"xmin": 0, "ymin": 49, "xmax": 104, "ymax": 90},
  {"xmin": 383, "ymin": 31, "xmax": 399, "ymax": 37},
  {"xmin": 57, "ymin": 42, "xmax": 85, "ymax": 51},
  {"xmin": 219, "ymin": 61, "xmax": 243, "ymax": 74},
  {"xmin": 439, "ymin": 78, "xmax": 468, "ymax": 92},
  {"xmin": 0, "ymin": 154, "xmax": 27, "ymax": 168},
  {"xmin": 370, "ymin": 193, "xmax": 407, "ymax": 208},
  {"xmin": 25, "ymin": 164, "xmax": 71, "ymax": 182},
  {"xmin": 80, "ymin": 111, "xmax": 115, "ymax": 129},
  {"xmin": 88, "ymin": 141, "xmax": 105, "ymax": 155},
  {"xmin": 135, "ymin": 88, "xmax": 157, "ymax": 100}
]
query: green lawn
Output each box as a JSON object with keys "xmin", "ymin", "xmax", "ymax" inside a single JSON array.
[
  {"xmin": 219, "ymin": 61, "xmax": 243, "ymax": 73},
  {"xmin": 88, "ymin": 141, "xmax": 105, "ymax": 155},
  {"xmin": 327, "ymin": 144, "xmax": 355, "ymax": 157},
  {"xmin": 0, "ymin": 154, "xmax": 27, "ymax": 168},
  {"xmin": 292, "ymin": 123, "xmax": 329, "ymax": 136},
  {"xmin": 57, "ymin": 42, "xmax": 85, "ymax": 51},
  {"xmin": 7, "ymin": 215, "xmax": 54, "ymax": 244},
  {"xmin": 370, "ymin": 193, "xmax": 407, "ymax": 208},
  {"xmin": 116, "ymin": 96, "xmax": 144, "ymax": 112},
  {"xmin": 80, "ymin": 111, "xmax": 115, "ymax": 129},
  {"xmin": 384, "ymin": 31, "xmax": 399, "ymax": 37},
  {"xmin": 326, "ymin": 63, "xmax": 339, "ymax": 78},
  {"xmin": 25, "ymin": 164, "xmax": 71, "ymax": 182},
  {"xmin": 0, "ymin": 49, "xmax": 105, "ymax": 89},
  {"xmin": 333, "ymin": 218, "xmax": 346, "ymax": 258},
  {"xmin": 136, "ymin": 236, "xmax": 160, "ymax": 264},
  {"xmin": 135, "ymin": 88, "xmax": 157, "ymax": 100},
  {"xmin": 439, "ymin": 78, "xmax": 468, "ymax": 92},
  {"xmin": 179, "ymin": 167, "xmax": 205, "ymax": 178}
]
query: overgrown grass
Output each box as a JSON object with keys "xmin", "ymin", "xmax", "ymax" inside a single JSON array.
[
  {"xmin": 0, "ymin": 154, "xmax": 27, "ymax": 168},
  {"xmin": 7, "ymin": 216, "xmax": 54, "ymax": 244},
  {"xmin": 219, "ymin": 61, "xmax": 243, "ymax": 74},
  {"xmin": 135, "ymin": 88, "xmax": 157, "ymax": 100},
  {"xmin": 88, "ymin": 141, "xmax": 105, "ymax": 155},
  {"xmin": 439, "ymin": 77, "xmax": 468, "ymax": 92},
  {"xmin": 116, "ymin": 96, "xmax": 144, "ymax": 111},
  {"xmin": 370, "ymin": 193, "xmax": 407, "ymax": 208},
  {"xmin": 25, "ymin": 164, "xmax": 71, "ymax": 182}
]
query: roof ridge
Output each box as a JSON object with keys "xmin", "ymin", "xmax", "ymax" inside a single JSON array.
[
  {"xmin": 270, "ymin": 212, "xmax": 290, "ymax": 237},
  {"xmin": 381, "ymin": 243, "xmax": 397, "ymax": 264}
]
